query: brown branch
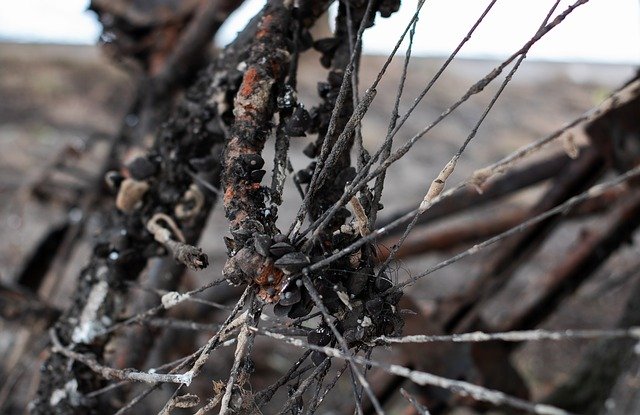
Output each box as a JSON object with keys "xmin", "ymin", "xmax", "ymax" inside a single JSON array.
[
  {"xmin": 0, "ymin": 283, "xmax": 60, "ymax": 326},
  {"xmin": 376, "ymin": 185, "xmax": 629, "ymax": 261},
  {"xmin": 495, "ymin": 191, "xmax": 640, "ymax": 333}
]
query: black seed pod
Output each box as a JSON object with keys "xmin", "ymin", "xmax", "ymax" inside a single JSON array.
[
  {"xmin": 375, "ymin": 276, "xmax": 393, "ymax": 292},
  {"xmin": 105, "ymin": 170, "xmax": 124, "ymax": 191},
  {"xmin": 94, "ymin": 241, "xmax": 110, "ymax": 258},
  {"xmin": 313, "ymin": 38, "xmax": 339, "ymax": 54},
  {"xmin": 279, "ymin": 286, "xmax": 302, "ymax": 306},
  {"xmin": 230, "ymin": 227, "xmax": 252, "ymax": 244},
  {"xmin": 239, "ymin": 154, "xmax": 265, "ymax": 171},
  {"xmin": 249, "ymin": 169, "xmax": 266, "ymax": 183},
  {"xmin": 159, "ymin": 187, "xmax": 181, "ymax": 205},
  {"xmin": 285, "ymin": 106, "xmax": 311, "ymax": 137},
  {"xmin": 223, "ymin": 261, "xmax": 246, "ymax": 286},
  {"xmin": 253, "ymin": 234, "xmax": 272, "ymax": 257},
  {"xmin": 344, "ymin": 326, "xmax": 365, "ymax": 343},
  {"xmin": 302, "ymin": 142, "xmax": 317, "ymax": 158},
  {"xmin": 242, "ymin": 219, "xmax": 265, "ymax": 235},
  {"xmin": 273, "ymin": 303, "xmax": 292, "ymax": 317},
  {"xmin": 327, "ymin": 70, "xmax": 343, "ymax": 88},
  {"xmin": 127, "ymin": 157, "xmax": 156, "ymax": 180},
  {"xmin": 295, "ymin": 169, "xmax": 312, "ymax": 184},
  {"xmin": 237, "ymin": 254, "xmax": 263, "ymax": 277},
  {"xmin": 299, "ymin": 29, "xmax": 314, "ymax": 51},
  {"xmin": 288, "ymin": 292, "xmax": 313, "ymax": 318},
  {"xmin": 317, "ymin": 82, "xmax": 331, "ymax": 98},
  {"xmin": 311, "ymin": 351, "xmax": 327, "ymax": 366},
  {"xmin": 316, "ymin": 282, "xmax": 343, "ymax": 314},
  {"xmin": 335, "ymin": 167, "xmax": 356, "ymax": 187},
  {"xmin": 273, "ymin": 233, "xmax": 288, "ymax": 243},
  {"xmin": 308, "ymin": 326, "xmax": 332, "ymax": 347},
  {"xmin": 274, "ymin": 252, "xmax": 310, "ymax": 274},
  {"xmin": 322, "ymin": 57, "xmax": 333, "ymax": 69},
  {"xmin": 269, "ymin": 242, "xmax": 294, "ymax": 258},
  {"xmin": 379, "ymin": 0, "xmax": 401, "ymax": 18},
  {"xmin": 347, "ymin": 268, "xmax": 370, "ymax": 296},
  {"xmin": 223, "ymin": 236, "xmax": 236, "ymax": 255},
  {"xmin": 365, "ymin": 297, "xmax": 384, "ymax": 317}
]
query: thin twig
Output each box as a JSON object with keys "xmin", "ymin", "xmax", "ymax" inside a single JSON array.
[
  {"xmin": 400, "ymin": 388, "xmax": 431, "ymax": 415},
  {"xmin": 50, "ymin": 329, "xmax": 190, "ymax": 385},
  {"xmin": 375, "ymin": 327, "xmax": 640, "ymax": 345},
  {"xmin": 253, "ymin": 327, "xmax": 573, "ymax": 415},
  {"xmin": 301, "ymin": 276, "xmax": 385, "ymax": 415}
]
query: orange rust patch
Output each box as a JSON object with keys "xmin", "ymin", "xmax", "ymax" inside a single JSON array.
[
  {"xmin": 256, "ymin": 15, "xmax": 273, "ymax": 39},
  {"xmin": 255, "ymin": 259, "xmax": 285, "ymax": 303},
  {"xmin": 239, "ymin": 67, "xmax": 259, "ymax": 97},
  {"xmin": 223, "ymin": 186, "xmax": 235, "ymax": 205},
  {"xmin": 254, "ymin": 259, "xmax": 283, "ymax": 286}
]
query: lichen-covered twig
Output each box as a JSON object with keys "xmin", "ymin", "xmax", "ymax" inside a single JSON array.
[
  {"xmin": 253, "ymin": 327, "xmax": 572, "ymax": 415},
  {"xmin": 49, "ymin": 329, "xmax": 191, "ymax": 385}
]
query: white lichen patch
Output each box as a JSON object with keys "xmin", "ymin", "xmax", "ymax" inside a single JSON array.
[
  {"xmin": 49, "ymin": 379, "xmax": 79, "ymax": 407},
  {"xmin": 336, "ymin": 291, "xmax": 353, "ymax": 310},
  {"xmin": 72, "ymin": 278, "xmax": 109, "ymax": 344},
  {"xmin": 161, "ymin": 291, "xmax": 190, "ymax": 309}
]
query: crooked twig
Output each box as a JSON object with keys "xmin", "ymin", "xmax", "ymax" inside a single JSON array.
[{"xmin": 147, "ymin": 213, "xmax": 208, "ymax": 271}]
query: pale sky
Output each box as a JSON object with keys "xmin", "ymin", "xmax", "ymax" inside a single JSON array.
[{"xmin": 0, "ymin": 0, "xmax": 639, "ymax": 63}]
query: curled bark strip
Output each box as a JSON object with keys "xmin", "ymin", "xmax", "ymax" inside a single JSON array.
[
  {"xmin": 420, "ymin": 160, "xmax": 456, "ymax": 213},
  {"xmin": 350, "ymin": 196, "xmax": 370, "ymax": 236},
  {"xmin": 115, "ymin": 178, "xmax": 149, "ymax": 213},
  {"xmin": 175, "ymin": 183, "xmax": 205, "ymax": 220}
]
